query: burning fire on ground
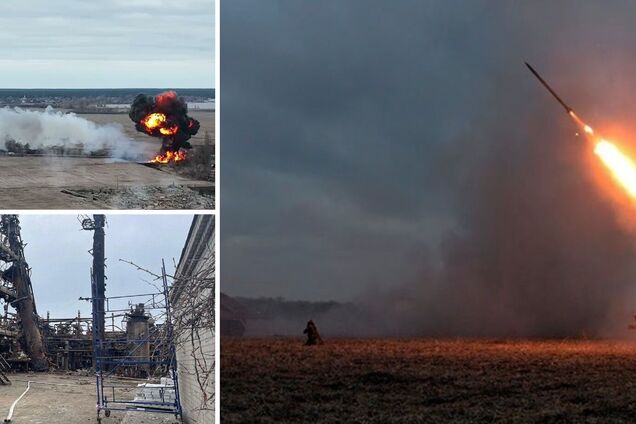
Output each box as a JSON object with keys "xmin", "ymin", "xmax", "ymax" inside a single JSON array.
[
  {"xmin": 151, "ymin": 150, "xmax": 187, "ymax": 164},
  {"xmin": 129, "ymin": 91, "xmax": 200, "ymax": 163}
]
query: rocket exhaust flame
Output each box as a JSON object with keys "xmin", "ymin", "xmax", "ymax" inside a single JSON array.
[
  {"xmin": 526, "ymin": 62, "xmax": 636, "ymax": 200},
  {"xmin": 594, "ymin": 141, "xmax": 636, "ymax": 198},
  {"xmin": 129, "ymin": 91, "xmax": 200, "ymax": 164}
]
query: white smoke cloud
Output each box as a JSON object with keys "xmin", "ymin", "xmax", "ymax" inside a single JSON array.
[{"xmin": 0, "ymin": 107, "xmax": 150, "ymax": 160}]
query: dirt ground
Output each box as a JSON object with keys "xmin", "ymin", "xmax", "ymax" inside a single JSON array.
[
  {"xmin": 221, "ymin": 338, "xmax": 636, "ymax": 423},
  {"xmin": 0, "ymin": 373, "xmax": 179, "ymax": 423},
  {"xmin": 0, "ymin": 157, "xmax": 213, "ymax": 209}
]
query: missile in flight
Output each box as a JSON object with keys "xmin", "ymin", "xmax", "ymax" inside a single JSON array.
[{"xmin": 525, "ymin": 62, "xmax": 573, "ymax": 115}]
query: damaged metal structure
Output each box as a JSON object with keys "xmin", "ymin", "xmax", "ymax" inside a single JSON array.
[
  {"xmin": 0, "ymin": 215, "xmax": 96, "ymax": 375},
  {"xmin": 0, "ymin": 215, "xmax": 48, "ymax": 372}
]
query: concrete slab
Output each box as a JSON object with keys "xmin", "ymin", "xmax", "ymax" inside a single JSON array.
[{"xmin": 0, "ymin": 373, "xmax": 177, "ymax": 423}]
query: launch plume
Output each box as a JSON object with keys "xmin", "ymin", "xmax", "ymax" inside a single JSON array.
[
  {"xmin": 232, "ymin": 93, "xmax": 636, "ymax": 339},
  {"xmin": 360, "ymin": 67, "xmax": 636, "ymax": 338},
  {"xmin": 0, "ymin": 107, "xmax": 148, "ymax": 160},
  {"xmin": 358, "ymin": 113, "xmax": 636, "ymax": 339}
]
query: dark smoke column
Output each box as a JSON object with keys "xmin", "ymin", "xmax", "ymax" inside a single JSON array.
[{"xmin": 129, "ymin": 91, "xmax": 200, "ymax": 157}]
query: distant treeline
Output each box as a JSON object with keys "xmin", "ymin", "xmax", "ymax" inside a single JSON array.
[
  {"xmin": 234, "ymin": 296, "xmax": 351, "ymax": 320},
  {"xmin": 0, "ymin": 88, "xmax": 215, "ymax": 99}
]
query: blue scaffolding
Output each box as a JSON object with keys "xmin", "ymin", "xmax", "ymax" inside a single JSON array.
[{"xmin": 93, "ymin": 261, "xmax": 182, "ymax": 422}]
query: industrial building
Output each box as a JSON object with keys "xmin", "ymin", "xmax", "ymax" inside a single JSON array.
[{"xmin": 0, "ymin": 214, "xmax": 215, "ymax": 423}]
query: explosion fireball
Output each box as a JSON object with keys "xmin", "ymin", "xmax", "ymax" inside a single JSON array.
[{"xmin": 129, "ymin": 91, "xmax": 200, "ymax": 163}]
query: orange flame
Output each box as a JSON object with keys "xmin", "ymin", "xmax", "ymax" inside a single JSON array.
[
  {"xmin": 594, "ymin": 140, "xmax": 636, "ymax": 198},
  {"xmin": 156, "ymin": 90, "xmax": 177, "ymax": 106},
  {"xmin": 150, "ymin": 150, "xmax": 187, "ymax": 164},
  {"xmin": 577, "ymin": 118, "xmax": 636, "ymax": 199}
]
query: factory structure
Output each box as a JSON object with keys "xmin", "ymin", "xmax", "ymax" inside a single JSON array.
[{"xmin": 0, "ymin": 214, "xmax": 214, "ymax": 423}]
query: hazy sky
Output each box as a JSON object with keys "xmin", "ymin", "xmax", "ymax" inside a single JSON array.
[
  {"xmin": 221, "ymin": 0, "xmax": 636, "ymax": 310},
  {"xmin": 15, "ymin": 214, "xmax": 193, "ymax": 319},
  {"xmin": 0, "ymin": 0, "xmax": 214, "ymax": 88}
]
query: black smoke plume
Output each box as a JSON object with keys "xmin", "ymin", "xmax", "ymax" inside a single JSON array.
[{"xmin": 129, "ymin": 91, "xmax": 200, "ymax": 154}]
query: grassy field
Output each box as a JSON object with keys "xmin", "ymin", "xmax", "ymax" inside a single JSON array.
[{"xmin": 221, "ymin": 338, "xmax": 636, "ymax": 423}]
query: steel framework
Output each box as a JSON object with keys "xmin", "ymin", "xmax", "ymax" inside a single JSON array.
[
  {"xmin": 81, "ymin": 216, "xmax": 182, "ymax": 422},
  {"xmin": 0, "ymin": 215, "xmax": 48, "ymax": 371}
]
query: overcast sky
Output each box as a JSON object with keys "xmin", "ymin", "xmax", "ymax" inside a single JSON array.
[
  {"xmin": 0, "ymin": 0, "xmax": 214, "ymax": 88},
  {"xmin": 16, "ymin": 214, "xmax": 193, "ymax": 319},
  {"xmin": 221, "ymin": 0, "xmax": 636, "ymax": 315}
]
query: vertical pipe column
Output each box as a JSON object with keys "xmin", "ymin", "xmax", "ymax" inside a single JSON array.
[
  {"xmin": 88, "ymin": 214, "xmax": 106, "ymax": 415},
  {"xmin": 92, "ymin": 215, "xmax": 106, "ymax": 342}
]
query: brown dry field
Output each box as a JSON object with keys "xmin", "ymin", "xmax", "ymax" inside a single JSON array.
[
  {"xmin": 221, "ymin": 338, "xmax": 636, "ymax": 423},
  {"xmin": 0, "ymin": 156, "xmax": 213, "ymax": 209}
]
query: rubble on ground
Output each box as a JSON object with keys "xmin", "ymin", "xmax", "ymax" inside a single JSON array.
[{"xmin": 72, "ymin": 185, "xmax": 214, "ymax": 209}]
